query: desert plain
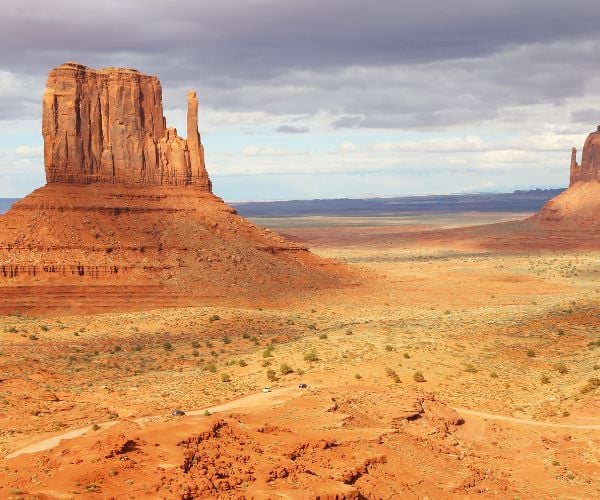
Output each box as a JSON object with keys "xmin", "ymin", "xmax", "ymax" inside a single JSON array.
[{"xmin": 1, "ymin": 209, "xmax": 599, "ymax": 499}]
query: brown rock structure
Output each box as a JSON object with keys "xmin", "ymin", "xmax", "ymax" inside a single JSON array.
[
  {"xmin": 0, "ymin": 63, "xmax": 347, "ymax": 314},
  {"xmin": 42, "ymin": 62, "xmax": 211, "ymax": 189},
  {"xmin": 569, "ymin": 125, "xmax": 600, "ymax": 186}
]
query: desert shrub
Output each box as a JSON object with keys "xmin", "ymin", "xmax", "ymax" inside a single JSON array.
[
  {"xmin": 553, "ymin": 362, "xmax": 568, "ymax": 374},
  {"xmin": 163, "ymin": 342, "xmax": 173, "ymax": 351},
  {"xmin": 29, "ymin": 334, "xmax": 38, "ymax": 340},
  {"xmin": 40, "ymin": 324, "xmax": 49, "ymax": 332},
  {"xmin": 403, "ymin": 352, "xmax": 410, "ymax": 359},
  {"xmin": 207, "ymin": 364, "xmax": 217, "ymax": 373},
  {"xmin": 220, "ymin": 373, "xmax": 231, "ymax": 382},
  {"xmin": 205, "ymin": 340, "xmax": 213, "ymax": 348},
  {"xmin": 307, "ymin": 323, "xmax": 317, "ymax": 330},
  {"xmin": 385, "ymin": 345, "xmax": 393, "ymax": 351},
  {"xmin": 238, "ymin": 359, "xmax": 247, "ymax": 367},
  {"xmin": 262, "ymin": 349, "xmax": 273, "ymax": 358},
  {"xmin": 541, "ymin": 374, "xmax": 550, "ymax": 384},
  {"xmin": 133, "ymin": 345, "xmax": 143, "ymax": 352},
  {"xmin": 392, "ymin": 374, "xmax": 401, "ymax": 384},
  {"xmin": 242, "ymin": 332, "xmax": 250, "ymax": 339},
  {"xmin": 280, "ymin": 363, "xmax": 293, "ymax": 375},
  {"xmin": 267, "ymin": 369, "xmax": 277, "ymax": 381},
  {"xmin": 355, "ymin": 373, "xmax": 362, "ymax": 379},
  {"xmin": 318, "ymin": 333, "xmax": 328, "ymax": 340},
  {"xmin": 296, "ymin": 368, "xmax": 305, "ymax": 376},
  {"xmin": 346, "ymin": 330, "xmax": 353, "ymax": 335},
  {"xmin": 191, "ymin": 340, "xmax": 200, "ymax": 349},
  {"xmin": 261, "ymin": 359, "xmax": 271, "ymax": 367},
  {"xmin": 464, "ymin": 364, "xmax": 478, "ymax": 373},
  {"xmin": 209, "ymin": 314, "xmax": 220, "ymax": 322},
  {"xmin": 594, "ymin": 364, "xmax": 599, "ymax": 370},
  {"xmin": 413, "ymin": 371, "xmax": 426, "ymax": 382},
  {"xmin": 204, "ymin": 409, "xmax": 211, "ymax": 416},
  {"xmin": 114, "ymin": 345, "xmax": 122, "ymax": 352},
  {"xmin": 193, "ymin": 349, "xmax": 199, "ymax": 357},
  {"xmin": 304, "ymin": 350, "xmax": 319, "ymax": 362},
  {"xmin": 588, "ymin": 340, "xmax": 600, "ymax": 348},
  {"xmin": 527, "ymin": 349, "xmax": 536, "ymax": 358},
  {"xmin": 557, "ymin": 328, "xmax": 565, "ymax": 336},
  {"xmin": 490, "ymin": 372, "xmax": 498, "ymax": 378},
  {"xmin": 580, "ymin": 377, "xmax": 600, "ymax": 394},
  {"xmin": 223, "ymin": 337, "xmax": 231, "ymax": 344}
]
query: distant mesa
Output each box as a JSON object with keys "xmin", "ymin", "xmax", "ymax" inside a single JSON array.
[
  {"xmin": 569, "ymin": 125, "xmax": 600, "ymax": 186},
  {"xmin": 533, "ymin": 125, "xmax": 600, "ymax": 228},
  {"xmin": 0, "ymin": 63, "xmax": 345, "ymax": 314}
]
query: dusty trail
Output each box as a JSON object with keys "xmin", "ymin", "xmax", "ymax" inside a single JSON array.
[
  {"xmin": 455, "ymin": 407, "xmax": 600, "ymax": 430},
  {"xmin": 4, "ymin": 386, "xmax": 297, "ymax": 459},
  {"xmin": 6, "ymin": 389, "xmax": 600, "ymax": 460}
]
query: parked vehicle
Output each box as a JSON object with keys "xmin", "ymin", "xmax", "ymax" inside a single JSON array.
[
  {"xmin": 262, "ymin": 387, "xmax": 272, "ymax": 393},
  {"xmin": 298, "ymin": 383, "xmax": 308, "ymax": 389},
  {"xmin": 171, "ymin": 409, "xmax": 186, "ymax": 416}
]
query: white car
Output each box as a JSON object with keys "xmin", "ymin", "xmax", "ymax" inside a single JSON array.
[{"xmin": 262, "ymin": 387, "xmax": 272, "ymax": 393}]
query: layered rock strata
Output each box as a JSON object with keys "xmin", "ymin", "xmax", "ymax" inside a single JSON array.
[{"xmin": 42, "ymin": 62, "xmax": 211, "ymax": 189}]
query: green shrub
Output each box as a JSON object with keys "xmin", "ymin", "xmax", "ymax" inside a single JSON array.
[
  {"xmin": 220, "ymin": 373, "xmax": 231, "ymax": 383},
  {"xmin": 403, "ymin": 352, "xmax": 410, "ymax": 359},
  {"xmin": 280, "ymin": 363, "xmax": 293, "ymax": 375},
  {"xmin": 541, "ymin": 374, "xmax": 550, "ymax": 384},
  {"xmin": 163, "ymin": 342, "xmax": 173, "ymax": 351},
  {"xmin": 238, "ymin": 359, "xmax": 247, "ymax": 367},
  {"xmin": 318, "ymin": 333, "xmax": 328, "ymax": 340},
  {"xmin": 526, "ymin": 349, "xmax": 536, "ymax": 358},
  {"xmin": 464, "ymin": 364, "xmax": 478, "ymax": 373},
  {"xmin": 304, "ymin": 350, "xmax": 319, "ymax": 362},
  {"xmin": 413, "ymin": 371, "xmax": 426, "ymax": 382},
  {"xmin": 191, "ymin": 340, "xmax": 200, "ymax": 349},
  {"xmin": 209, "ymin": 314, "xmax": 220, "ymax": 322},
  {"xmin": 553, "ymin": 362, "xmax": 568, "ymax": 374},
  {"xmin": 267, "ymin": 369, "xmax": 277, "ymax": 381}
]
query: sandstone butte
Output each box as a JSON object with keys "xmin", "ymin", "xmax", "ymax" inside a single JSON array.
[{"xmin": 0, "ymin": 63, "xmax": 347, "ymax": 315}]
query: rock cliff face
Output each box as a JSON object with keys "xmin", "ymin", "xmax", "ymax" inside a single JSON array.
[
  {"xmin": 569, "ymin": 126, "xmax": 600, "ymax": 186},
  {"xmin": 42, "ymin": 62, "xmax": 211, "ymax": 189}
]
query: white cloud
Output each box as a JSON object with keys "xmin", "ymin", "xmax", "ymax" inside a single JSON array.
[{"xmin": 15, "ymin": 145, "xmax": 43, "ymax": 157}]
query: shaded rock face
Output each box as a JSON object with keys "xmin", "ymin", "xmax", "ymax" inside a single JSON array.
[
  {"xmin": 42, "ymin": 62, "xmax": 211, "ymax": 189},
  {"xmin": 569, "ymin": 125, "xmax": 600, "ymax": 186}
]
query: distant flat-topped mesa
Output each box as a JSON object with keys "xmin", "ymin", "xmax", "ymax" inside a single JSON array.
[
  {"xmin": 42, "ymin": 62, "xmax": 211, "ymax": 189},
  {"xmin": 570, "ymin": 125, "xmax": 600, "ymax": 186}
]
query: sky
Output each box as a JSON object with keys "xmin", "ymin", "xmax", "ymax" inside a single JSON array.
[{"xmin": 2, "ymin": 0, "xmax": 600, "ymax": 201}]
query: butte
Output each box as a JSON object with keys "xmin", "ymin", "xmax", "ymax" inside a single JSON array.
[{"xmin": 0, "ymin": 63, "xmax": 347, "ymax": 315}]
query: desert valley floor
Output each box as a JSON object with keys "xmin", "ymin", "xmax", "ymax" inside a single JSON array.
[{"xmin": 1, "ymin": 210, "xmax": 599, "ymax": 498}]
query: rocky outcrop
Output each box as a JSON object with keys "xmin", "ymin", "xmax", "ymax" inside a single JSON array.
[
  {"xmin": 569, "ymin": 125, "xmax": 600, "ymax": 186},
  {"xmin": 42, "ymin": 62, "xmax": 211, "ymax": 189}
]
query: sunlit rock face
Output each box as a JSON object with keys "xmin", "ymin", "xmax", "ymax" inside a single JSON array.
[
  {"xmin": 570, "ymin": 125, "xmax": 600, "ymax": 186},
  {"xmin": 42, "ymin": 62, "xmax": 211, "ymax": 190}
]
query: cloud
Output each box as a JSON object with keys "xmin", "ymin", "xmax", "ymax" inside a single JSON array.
[
  {"xmin": 242, "ymin": 144, "xmax": 303, "ymax": 156},
  {"xmin": 275, "ymin": 125, "xmax": 310, "ymax": 134},
  {"xmin": 15, "ymin": 145, "xmax": 43, "ymax": 157}
]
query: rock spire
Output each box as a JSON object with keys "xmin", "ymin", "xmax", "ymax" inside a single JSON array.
[
  {"xmin": 569, "ymin": 125, "xmax": 600, "ymax": 186},
  {"xmin": 42, "ymin": 62, "xmax": 211, "ymax": 190}
]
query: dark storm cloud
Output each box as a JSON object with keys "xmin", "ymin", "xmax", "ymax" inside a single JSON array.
[{"xmin": 2, "ymin": 0, "xmax": 600, "ymax": 126}]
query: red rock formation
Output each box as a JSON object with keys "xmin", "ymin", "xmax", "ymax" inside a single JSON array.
[
  {"xmin": 0, "ymin": 63, "xmax": 348, "ymax": 314},
  {"xmin": 569, "ymin": 125, "xmax": 600, "ymax": 186},
  {"xmin": 42, "ymin": 62, "xmax": 211, "ymax": 189}
]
